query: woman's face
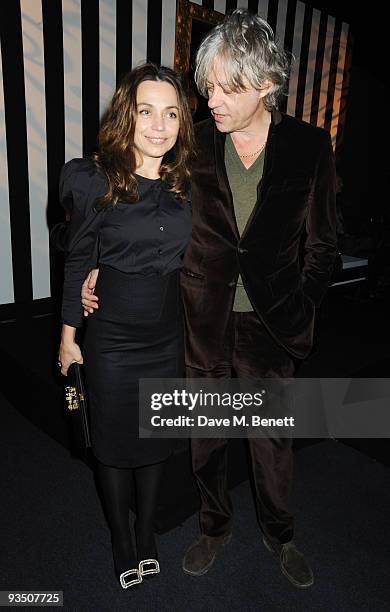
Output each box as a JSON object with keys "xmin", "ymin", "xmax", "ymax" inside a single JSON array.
[{"xmin": 134, "ymin": 80, "xmax": 180, "ymax": 165}]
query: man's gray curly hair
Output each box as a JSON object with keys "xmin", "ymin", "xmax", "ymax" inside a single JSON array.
[{"xmin": 194, "ymin": 9, "xmax": 292, "ymax": 111}]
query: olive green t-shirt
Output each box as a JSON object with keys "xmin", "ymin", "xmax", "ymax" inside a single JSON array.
[{"xmin": 225, "ymin": 134, "xmax": 265, "ymax": 312}]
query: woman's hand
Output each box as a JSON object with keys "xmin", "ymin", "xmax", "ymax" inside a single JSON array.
[
  {"xmin": 59, "ymin": 324, "xmax": 83, "ymax": 376},
  {"xmin": 82, "ymin": 268, "xmax": 100, "ymax": 316}
]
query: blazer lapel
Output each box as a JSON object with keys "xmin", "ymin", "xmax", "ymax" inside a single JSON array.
[
  {"xmin": 241, "ymin": 109, "xmax": 281, "ymax": 240},
  {"xmin": 214, "ymin": 127, "xmax": 240, "ymax": 240}
]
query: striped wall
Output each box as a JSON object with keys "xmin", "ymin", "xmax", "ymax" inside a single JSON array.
[{"xmin": 0, "ymin": 0, "xmax": 351, "ymax": 312}]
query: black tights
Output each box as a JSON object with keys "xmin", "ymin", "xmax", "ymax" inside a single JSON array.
[{"xmin": 96, "ymin": 460, "xmax": 164, "ymax": 573}]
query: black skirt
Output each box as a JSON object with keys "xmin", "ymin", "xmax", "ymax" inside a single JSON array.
[{"xmin": 83, "ymin": 265, "xmax": 184, "ymax": 467}]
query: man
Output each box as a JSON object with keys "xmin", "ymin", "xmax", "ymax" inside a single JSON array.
[{"xmin": 80, "ymin": 10, "xmax": 337, "ymax": 588}]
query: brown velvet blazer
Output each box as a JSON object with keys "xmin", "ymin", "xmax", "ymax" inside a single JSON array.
[{"xmin": 181, "ymin": 110, "xmax": 337, "ymax": 369}]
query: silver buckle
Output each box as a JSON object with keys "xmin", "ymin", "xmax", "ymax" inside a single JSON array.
[
  {"xmin": 139, "ymin": 558, "xmax": 160, "ymax": 576},
  {"xmin": 119, "ymin": 568, "xmax": 142, "ymax": 588}
]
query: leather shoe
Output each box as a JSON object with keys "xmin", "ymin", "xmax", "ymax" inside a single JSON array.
[
  {"xmin": 262, "ymin": 535, "xmax": 314, "ymax": 588},
  {"xmin": 182, "ymin": 533, "xmax": 232, "ymax": 576}
]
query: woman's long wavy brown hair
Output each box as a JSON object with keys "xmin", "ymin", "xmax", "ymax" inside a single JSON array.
[{"xmin": 92, "ymin": 63, "xmax": 194, "ymax": 208}]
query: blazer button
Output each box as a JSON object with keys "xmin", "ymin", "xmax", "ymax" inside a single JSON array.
[
  {"xmin": 228, "ymin": 281, "xmax": 235, "ymax": 287},
  {"xmin": 238, "ymin": 248, "xmax": 248, "ymax": 254}
]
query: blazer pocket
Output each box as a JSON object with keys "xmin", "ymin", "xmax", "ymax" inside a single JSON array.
[
  {"xmin": 269, "ymin": 178, "xmax": 312, "ymax": 194},
  {"xmin": 181, "ymin": 268, "xmax": 205, "ymax": 281},
  {"xmin": 180, "ymin": 269, "xmax": 205, "ymax": 317}
]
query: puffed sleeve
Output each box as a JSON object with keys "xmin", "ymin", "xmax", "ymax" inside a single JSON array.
[
  {"xmin": 49, "ymin": 220, "xmax": 70, "ymax": 253},
  {"xmin": 60, "ymin": 158, "xmax": 107, "ymax": 328}
]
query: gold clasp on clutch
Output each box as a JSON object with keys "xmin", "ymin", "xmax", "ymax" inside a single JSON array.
[{"xmin": 65, "ymin": 386, "xmax": 79, "ymax": 411}]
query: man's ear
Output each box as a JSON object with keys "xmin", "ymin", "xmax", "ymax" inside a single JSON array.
[{"xmin": 258, "ymin": 80, "xmax": 274, "ymax": 99}]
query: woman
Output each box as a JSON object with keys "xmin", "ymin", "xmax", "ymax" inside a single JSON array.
[{"xmin": 58, "ymin": 63, "xmax": 194, "ymax": 589}]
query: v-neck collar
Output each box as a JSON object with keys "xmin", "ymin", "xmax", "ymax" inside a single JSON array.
[{"xmin": 225, "ymin": 133, "xmax": 266, "ymax": 176}]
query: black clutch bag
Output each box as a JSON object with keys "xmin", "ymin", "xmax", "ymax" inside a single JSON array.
[{"xmin": 64, "ymin": 362, "xmax": 91, "ymax": 450}]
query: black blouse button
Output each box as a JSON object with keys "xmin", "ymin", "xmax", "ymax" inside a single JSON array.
[{"xmin": 158, "ymin": 248, "xmax": 162, "ymax": 255}]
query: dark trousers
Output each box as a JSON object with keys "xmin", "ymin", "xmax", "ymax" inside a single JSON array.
[{"xmin": 188, "ymin": 311, "xmax": 295, "ymax": 545}]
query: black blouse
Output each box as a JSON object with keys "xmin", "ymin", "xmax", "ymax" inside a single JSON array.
[{"xmin": 60, "ymin": 158, "xmax": 192, "ymax": 328}]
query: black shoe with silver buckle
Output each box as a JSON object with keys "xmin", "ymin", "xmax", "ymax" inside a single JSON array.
[
  {"xmin": 139, "ymin": 558, "xmax": 160, "ymax": 578},
  {"xmin": 263, "ymin": 535, "xmax": 314, "ymax": 588},
  {"xmin": 111, "ymin": 536, "xmax": 142, "ymax": 589},
  {"xmin": 182, "ymin": 533, "xmax": 232, "ymax": 576},
  {"xmin": 118, "ymin": 568, "xmax": 142, "ymax": 589},
  {"xmin": 135, "ymin": 520, "xmax": 160, "ymax": 580}
]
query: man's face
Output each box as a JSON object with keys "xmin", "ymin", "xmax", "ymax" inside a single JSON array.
[{"xmin": 205, "ymin": 58, "xmax": 270, "ymax": 133}]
